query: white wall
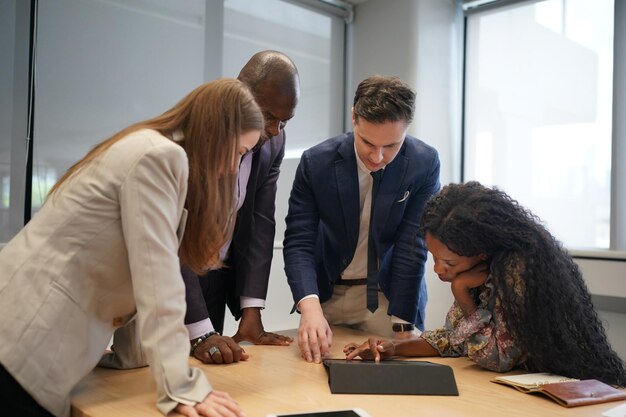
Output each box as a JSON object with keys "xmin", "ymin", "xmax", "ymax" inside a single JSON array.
[
  {"xmin": 575, "ymin": 258, "xmax": 626, "ymax": 360},
  {"xmin": 346, "ymin": 0, "xmax": 462, "ymax": 186}
]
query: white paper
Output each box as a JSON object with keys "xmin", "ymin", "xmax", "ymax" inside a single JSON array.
[{"xmin": 603, "ymin": 402, "xmax": 626, "ymax": 417}]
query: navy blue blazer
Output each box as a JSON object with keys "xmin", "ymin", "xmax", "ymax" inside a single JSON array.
[{"xmin": 283, "ymin": 132, "xmax": 440, "ymax": 329}]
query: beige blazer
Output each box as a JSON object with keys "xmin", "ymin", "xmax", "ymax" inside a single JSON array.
[{"xmin": 0, "ymin": 129, "xmax": 211, "ymax": 417}]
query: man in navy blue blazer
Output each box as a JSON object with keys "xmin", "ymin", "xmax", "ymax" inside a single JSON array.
[{"xmin": 283, "ymin": 76, "xmax": 440, "ymax": 363}]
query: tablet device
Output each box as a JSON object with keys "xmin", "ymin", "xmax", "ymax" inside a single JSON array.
[
  {"xmin": 266, "ymin": 408, "xmax": 372, "ymax": 417},
  {"xmin": 323, "ymin": 359, "xmax": 458, "ymax": 395}
]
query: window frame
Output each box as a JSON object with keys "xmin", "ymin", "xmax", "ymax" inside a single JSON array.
[{"xmin": 460, "ymin": 0, "xmax": 626, "ymax": 259}]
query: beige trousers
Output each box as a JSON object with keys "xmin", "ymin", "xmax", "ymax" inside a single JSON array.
[{"xmin": 321, "ymin": 284, "xmax": 394, "ymax": 337}]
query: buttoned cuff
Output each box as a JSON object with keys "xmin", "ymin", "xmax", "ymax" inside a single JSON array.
[
  {"xmin": 240, "ymin": 296, "xmax": 266, "ymax": 309},
  {"xmin": 185, "ymin": 318, "xmax": 215, "ymax": 340},
  {"xmin": 390, "ymin": 315, "xmax": 412, "ymax": 324},
  {"xmin": 297, "ymin": 294, "xmax": 319, "ymax": 312}
]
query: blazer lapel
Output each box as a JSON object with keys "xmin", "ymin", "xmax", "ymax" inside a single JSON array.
[
  {"xmin": 336, "ymin": 139, "xmax": 360, "ymax": 251},
  {"xmin": 233, "ymin": 140, "xmax": 268, "ymax": 243}
]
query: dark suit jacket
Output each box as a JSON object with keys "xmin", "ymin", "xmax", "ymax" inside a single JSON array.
[
  {"xmin": 283, "ymin": 132, "xmax": 440, "ymax": 330},
  {"xmin": 183, "ymin": 131, "xmax": 286, "ymax": 324}
]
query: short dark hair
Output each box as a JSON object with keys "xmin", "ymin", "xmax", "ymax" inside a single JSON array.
[{"xmin": 353, "ymin": 75, "xmax": 415, "ymax": 125}]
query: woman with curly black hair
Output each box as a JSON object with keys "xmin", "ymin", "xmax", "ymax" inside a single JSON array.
[{"xmin": 344, "ymin": 181, "xmax": 626, "ymax": 386}]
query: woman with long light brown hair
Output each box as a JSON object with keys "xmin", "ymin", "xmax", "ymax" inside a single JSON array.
[{"xmin": 0, "ymin": 78, "xmax": 262, "ymax": 417}]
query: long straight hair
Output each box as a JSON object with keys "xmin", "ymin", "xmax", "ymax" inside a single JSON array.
[{"xmin": 48, "ymin": 78, "xmax": 264, "ymax": 274}]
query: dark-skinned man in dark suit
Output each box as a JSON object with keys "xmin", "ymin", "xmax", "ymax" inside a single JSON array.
[{"xmin": 183, "ymin": 50, "xmax": 299, "ymax": 364}]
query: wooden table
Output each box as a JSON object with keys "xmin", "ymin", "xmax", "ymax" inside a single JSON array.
[{"xmin": 71, "ymin": 326, "xmax": 624, "ymax": 417}]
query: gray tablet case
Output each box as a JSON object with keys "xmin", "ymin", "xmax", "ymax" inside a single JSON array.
[{"xmin": 323, "ymin": 359, "xmax": 459, "ymax": 396}]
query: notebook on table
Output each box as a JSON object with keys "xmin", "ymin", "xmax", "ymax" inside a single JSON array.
[{"xmin": 492, "ymin": 373, "xmax": 626, "ymax": 407}]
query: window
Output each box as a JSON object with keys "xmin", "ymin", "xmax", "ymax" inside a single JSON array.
[
  {"xmin": 0, "ymin": 0, "xmax": 346, "ymax": 242},
  {"xmin": 464, "ymin": 0, "xmax": 617, "ymax": 251},
  {"xmin": 0, "ymin": 0, "xmax": 30, "ymax": 242},
  {"xmin": 0, "ymin": 1, "xmax": 18, "ymax": 240},
  {"xmin": 32, "ymin": 0, "xmax": 207, "ymax": 218}
]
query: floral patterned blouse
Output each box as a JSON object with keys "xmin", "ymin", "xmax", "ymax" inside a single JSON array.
[{"xmin": 421, "ymin": 254, "xmax": 526, "ymax": 372}]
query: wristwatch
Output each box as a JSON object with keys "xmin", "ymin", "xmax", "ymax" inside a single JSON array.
[
  {"xmin": 190, "ymin": 331, "xmax": 220, "ymax": 355},
  {"xmin": 392, "ymin": 323, "xmax": 415, "ymax": 332}
]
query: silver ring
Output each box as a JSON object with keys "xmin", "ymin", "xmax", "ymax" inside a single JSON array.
[{"xmin": 208, "ymin": 346, "xmax": 219, "ymax": 356}]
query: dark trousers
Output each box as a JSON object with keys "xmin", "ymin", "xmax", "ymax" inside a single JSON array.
[
  {"xmin": 197, "ymin": 268, "xmax": 231, "ymax": 335},
  {"xmin": 0, "ymin": 363, "xmax": 56, "ymax": 417}
]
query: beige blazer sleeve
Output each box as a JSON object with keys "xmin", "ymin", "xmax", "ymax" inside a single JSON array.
[
  {"xmin": 98, "ymin": 319, "xmax": 148, "ymax": 369},
  {"xmin": 119, "ymin": 142, "xmax": 211, "ymax": 414},
  {"xmin": 98, "ymin": 209, "xmax": 189, "ymax": 371}
]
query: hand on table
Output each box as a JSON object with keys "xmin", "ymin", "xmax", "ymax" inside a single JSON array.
[
  {"xmin": 232, "ymin": 307, "xmax": 293, "ymax": 346},
  {"xmin": 343, "ymin": 337, "xmax": 395, "ymax": 362},
  {"xmin": 192, "ymin": 334, "xmax": 249, "ymax": 365},
  {"xmin": 175, "ymin": 390, "xmax": 245, "ymax": 417},
  {"xmin": 297, "ymin": 298, "xmax": 332, "ymax": 363}
]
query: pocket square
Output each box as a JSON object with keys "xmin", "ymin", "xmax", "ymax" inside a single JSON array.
[{"xmin": 396, "ymin": 190, "xmax": 410, "ymax": 203}]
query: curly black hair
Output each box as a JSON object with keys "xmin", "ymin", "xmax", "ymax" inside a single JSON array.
[{"xmin": 420, "ymin": 181, "xmax": 626, "ymax": 386}]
